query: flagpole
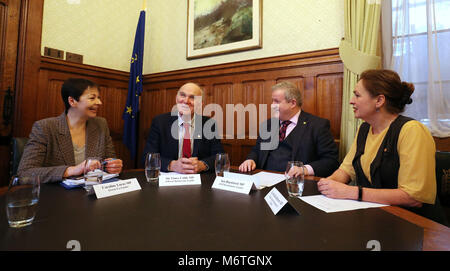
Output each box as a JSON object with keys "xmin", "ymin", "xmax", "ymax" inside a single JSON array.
[{"xmin": 136, "ymin": 0, "xmax": 145, "ymax": 168}]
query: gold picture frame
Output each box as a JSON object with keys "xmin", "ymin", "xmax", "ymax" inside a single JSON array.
[{"xmin": 186, "ymin": 0, "xmax": 262, "ymax": 59}]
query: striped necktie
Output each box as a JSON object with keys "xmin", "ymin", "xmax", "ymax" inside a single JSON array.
[{"xmin": 279, "ymin": 120, "xmax": 292, "ymax": 142}]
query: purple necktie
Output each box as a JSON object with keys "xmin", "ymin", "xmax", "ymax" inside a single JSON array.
[{"xmin": 279, "ymin": 120, "xmax": 292, "ymax": 142}]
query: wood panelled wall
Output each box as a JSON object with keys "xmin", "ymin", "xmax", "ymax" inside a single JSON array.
[
  {"xmin": 140, "ymin": 48, "xmax": 344, "ymax": 166},
  {"xmin": 15, "ymin": 49, "xmax": 449, "ymax": 179}
]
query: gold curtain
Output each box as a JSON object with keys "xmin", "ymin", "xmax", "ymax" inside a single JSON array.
[{"xmin": 338, "ymin": 0, "xmax": 382, "ymax": 161}]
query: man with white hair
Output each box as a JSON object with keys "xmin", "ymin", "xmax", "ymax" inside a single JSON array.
[
  {"xmin": 142, "ymin": 82, "xmax": 224, "ymax": 173},
  {"xmin": 239, "ymin": 81, "xmax": 339, "ymax": 177}
]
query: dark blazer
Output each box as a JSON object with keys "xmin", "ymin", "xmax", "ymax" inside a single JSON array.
[
  {"xmin": 17, "ymin": 113, "xmax": 116, "ymax": 183},
  {"xmin": 246, "ymin": 111, "xmax": 339, "ymax": 177},
  {"xmin": 142, "ymin": 112, "xmax": 224, "ymax": 172}
]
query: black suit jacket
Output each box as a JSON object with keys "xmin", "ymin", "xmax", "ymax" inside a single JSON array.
[
  {"xmin": 142, "ymin": 112, "xmax": 224, "ymax": 172},
  {"xmin": 246, "ymin": 111, "xmax": 339, "ymax": 177}
]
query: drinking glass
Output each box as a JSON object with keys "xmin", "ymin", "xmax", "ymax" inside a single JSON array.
[
  {"xmin": 145, "ymin": 153, "xmax": 161, "ymax": 182},
  {"xmin": 285, "ymin": 161, "xmax": 305, "ymax": 197},
  {"xmin": 215, "ymin": 153, "xmax": 230, "ymax": 177},
  {"xmin": 6, "ymin": 176, "xmax": 40, "ymax": 228},
  {"xmin": 84, "ymin": 157, "xmax": 104, "ymax": 185}
]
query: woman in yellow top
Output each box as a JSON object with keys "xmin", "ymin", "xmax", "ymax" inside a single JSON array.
[{"xmin": 318, "ymin": 69, "xmax": 438, "ymax": 217}]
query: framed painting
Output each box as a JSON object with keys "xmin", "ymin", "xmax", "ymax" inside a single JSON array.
[{"xmin": 186, "ymin": 0, "xmax": 262, "ymax": 59}]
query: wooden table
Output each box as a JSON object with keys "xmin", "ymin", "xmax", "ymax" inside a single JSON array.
[
  {"xmin": 1, "ymin": 169, "xmax": 449, "ymax": 251},
  {"xmin": 301, "ymin": 175, "xmax": 450, "ymax": 251}
]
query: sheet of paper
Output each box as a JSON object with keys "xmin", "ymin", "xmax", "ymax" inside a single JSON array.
[
  {"xmin": 299, "ymin": 195, "xmax": 388, "ymax": 213},
  {"xmin": 252, "ymin": 171, "xmax": 285, "ymax": 189}
]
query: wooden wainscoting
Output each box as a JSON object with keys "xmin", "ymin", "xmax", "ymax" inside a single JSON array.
[
  {"xmin": 142, "ymin": 48, "xmax": 344, "ymax": 166},
  {"xmin": 12, "ymin": 49, "xmax": 343, "ymax": 176},
  {"xmin": 434, "ymin": 137, "xmax": 450, "ymax": 152},
  {"xmin": 21, "ymin": 56, "xmax": 135, "ymax": 169}
]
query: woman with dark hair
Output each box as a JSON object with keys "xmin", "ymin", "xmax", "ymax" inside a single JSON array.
[
  {"xmin": 17, "ymin": 78, "xmax": 123, "ymax": 183},
  {"xmin": 318, "ymin": 69, "xmax": 441, "ymax": 220}
]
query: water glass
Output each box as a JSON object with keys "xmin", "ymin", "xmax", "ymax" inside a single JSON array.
[
  {"xmin": 285, "ymin": 161, "xmax": 305, "ymax": 197},
  {"xmin": 6, "ymin": 176, "xmax": 40, "ymax": 228},
  {"xmin": 84, "ymin": 157, "xmax": 104, "ymax": 185},
  {"xmin": 215, "ymin": 153, "xmax": 230, "ymax": 177},
  {"xmin": 145, "ymin": 153, "xmax": 161, "ymax": 182}
]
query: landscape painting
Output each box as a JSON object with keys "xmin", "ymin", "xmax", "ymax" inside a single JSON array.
[{"xmin": 187, "ymin": 0, "xmax": 262, "ymax": 59}]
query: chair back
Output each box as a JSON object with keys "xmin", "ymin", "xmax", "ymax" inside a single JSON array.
[
  {"xmin": 10, "ymin": 137, "xmax": 29, "ymax": 177},
  {"xmin": 436, "ymin": 151, "xmax": 450, "ymax": 206}
]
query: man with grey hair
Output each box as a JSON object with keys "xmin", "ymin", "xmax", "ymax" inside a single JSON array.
[
  {"xmin": 239, "ymin": 81, "xmax": 339, "ymax": 177},
  {"xmin": 142, "ymin": 82, "xmax": 224, "ymax": 173}
]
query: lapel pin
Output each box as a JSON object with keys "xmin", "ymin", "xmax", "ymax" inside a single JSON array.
[{"xmin": 303, "ymin": 122, "xmax": 307, "ymax": 125}]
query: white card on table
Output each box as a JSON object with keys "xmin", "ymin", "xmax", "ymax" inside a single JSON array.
[
  {"xmin": 212, "ymin": 176, "xmax": 253, "ymax": 194},
  {"xmin": 159, "ymin": 173, "xmax": 201, "ymax": 186},
  {"xmin": 93, "ymin": 178, "xmax": 141, "ymax": 199},
  {"xmin": 223, "ymin": 172, "xmax": 259, "ymax": 190},
  {"xmin": 264, "ymin": 187, "xmax": 288, "ymax": 215}
]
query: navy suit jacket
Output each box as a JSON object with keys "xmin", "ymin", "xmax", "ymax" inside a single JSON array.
[
  {"xmin": 142, "ymin": 112, "xmax": 224, "ymax": 172},
  {"xmin": 246, "ymin": 111, "xmax": 339, "ymax": 177}
]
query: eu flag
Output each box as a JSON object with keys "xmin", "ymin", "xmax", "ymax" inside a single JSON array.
[{"xmin": 123, "ymin": 10, "xmax": 145, "ymax": 159}]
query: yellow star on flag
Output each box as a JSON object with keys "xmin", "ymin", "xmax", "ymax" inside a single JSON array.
[{"xmin": 126, "ymin": 106, "xmax": 132, "ymax": 115}]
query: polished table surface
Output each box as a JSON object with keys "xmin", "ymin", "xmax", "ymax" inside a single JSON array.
[{"xmin": 0, "ymin": 170, "xmax": 449, "ymax": 251}]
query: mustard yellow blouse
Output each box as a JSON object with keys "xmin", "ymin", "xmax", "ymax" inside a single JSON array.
[{"xmin": 340, "ymin": 120, "xmax": 436, "ymax": 204}]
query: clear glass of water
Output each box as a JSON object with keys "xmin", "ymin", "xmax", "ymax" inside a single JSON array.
[
  {"xmin": 84, "ymin": 157, "xmax": 104, "ymax": 185},
  {"xmin": 215, "ymin": 153, "xmax": 230, "ymax": 177},
  {"xmin": 285, "ymin": 161, "xmax": 305, "ymax": 197},
  {"xmin": 6, "ymin": 175, "xmax": 40, "ymax": 228},
  {"xmin": 145, "ymin": 153, "xmax": 161, "ymax": 182}
]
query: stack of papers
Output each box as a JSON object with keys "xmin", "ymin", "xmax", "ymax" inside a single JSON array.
[
  {"xmin": 62, "ymin": 172, "xmax": 119, "ymax": 189},
  {"xmin": 299, "ymin": 195, "xmax": 388, "ymax": 213}
]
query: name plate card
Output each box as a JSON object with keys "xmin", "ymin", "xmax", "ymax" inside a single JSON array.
[
  {"xmin": 159, "ymin": 174, "xmax": 201, "ymax": 186},
  {"xmin": 93, "ymin": 178, "xmax": 141, "ymax": 199},
  {"xmin": 212, "ymin": 176, "xmax": 253, "ymax": 194},
  {"xmin": 264, "ymin": 187, "xmax": 289, "ymax": 215}
]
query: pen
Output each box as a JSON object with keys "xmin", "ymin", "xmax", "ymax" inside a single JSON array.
[{"xmin": 102, "ymin": 158, "xmax": 117, "ymax": 165}]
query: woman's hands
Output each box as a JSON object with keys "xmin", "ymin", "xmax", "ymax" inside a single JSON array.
[
  {"xmin": 317, "ymin": 178, "xmax": 358, "ymax": 200},
  {"xmin": 63, "ymin": 158, "xmax": 123, "ymax": 177},
  {"xmin": 63, "ymin": 161, "xmax": 87, "ymax": 177},
  {"xmin": 103, "ymin": 158, "xmax": 123, "ymax": 174}
]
